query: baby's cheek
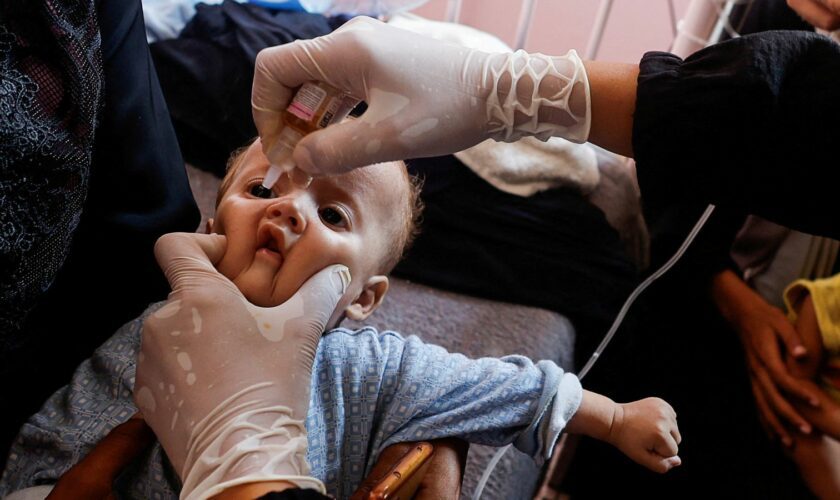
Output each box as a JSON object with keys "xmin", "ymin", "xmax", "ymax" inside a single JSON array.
[{"xmin": 214, "ymin": 232, "xmax": 251, "ymax": 280}]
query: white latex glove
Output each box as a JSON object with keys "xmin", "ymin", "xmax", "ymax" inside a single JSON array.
[
  {"xmin": 252, "ymin": 16, "xmax": 591, "ymax": 176},
  {"xmin": 134, "ymin": 232, "xmax": 351, "ymax": 499}
]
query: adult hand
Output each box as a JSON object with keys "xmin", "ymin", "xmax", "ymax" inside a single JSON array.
[
  {"xmin": 252, "ymin": 17, "xmax": 590, "ymax": 176},
  {"xmin": 352, "ymin": 438, "xmax": 468, "ymax": 500},
  {"xmin": 134, "ymin": 232, "xmax": 350, "ymax": 500},
  {"xmin": 47, "ymin": 417, "xmax": 154, "ymax": 500},
  {"xmin": 791, "ymin": 379, "xmax": 840, "ymax": 439},
  {"xmin": 711, "ymin": 270, "xmax": 821, "ymax": 445},
  {"xmin": 786, "ymin": 294, "xmax": 840, "ymax": 440},
  {"xmin": 788, "ymin": 0, "xmax": 840, "ymax": 30}
]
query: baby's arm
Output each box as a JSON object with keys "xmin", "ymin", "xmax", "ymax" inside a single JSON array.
[
  {"xmin": 373, "ymin": 335, "xmax": 680, "ymax": 475},
  {"xmin": 566, "ymin": 391, "xmax": 681, "ymax": 473}
]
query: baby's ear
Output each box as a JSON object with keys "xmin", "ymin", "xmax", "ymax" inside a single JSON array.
[
  {"xmin": 205, "ymin": 218, "xmax": 215, "ymax": 234},
  {"xmin": 345, "ymin": 276, "xmax": 389, "ymax": 321}
]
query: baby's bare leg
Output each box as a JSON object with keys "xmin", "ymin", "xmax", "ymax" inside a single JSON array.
[
  {"xmin": 786, "ymin": 295, "xmax": 839, "ymax": 498},
  {"xmin": 788, "ymin": 433, "xmax": 840, "ymax": 499}
]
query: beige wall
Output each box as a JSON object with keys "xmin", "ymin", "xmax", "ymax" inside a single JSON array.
[{"xmin": 412, "ymin": 0, "xmax": 693, "ymax": 63}]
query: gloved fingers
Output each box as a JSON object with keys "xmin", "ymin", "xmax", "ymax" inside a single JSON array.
[
  {"xmin": 252, "ymin": 18, "xmax": 378, "ymax": 151},
  {"xmin": 251, "ymin": 265, "xmax": 351, "ymax": 344},
  {"xmin": 292, "ymin": 117, "xmax": 405, "ymax": 175},
  {"xmin": 293, "ymin": 95, "xmax": 490, "ymax": 176},
  {"xmin": 253, "ymin": 16, "xmax": 494, "ymax": 175},
  {"xmin": 155, "ymin": 233, "xmax": 227, "ymax": 267},
  {"xmin": 154, "ymin": 233, "xmax": 240, "ymax": 294},
  {"xmin": 252, "ymin": 43, "xmax": 314, "ymax": 153}
]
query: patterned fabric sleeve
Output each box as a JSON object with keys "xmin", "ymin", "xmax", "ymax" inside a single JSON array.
[
  {"xmin": 304, "ymin": 327, "xmax": 582, "ymax": 498},
  {"xmin": 366, "ymin": 333, "xmax": 581, "ymax": 467}
]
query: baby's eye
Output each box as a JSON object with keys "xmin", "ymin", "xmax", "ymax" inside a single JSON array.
[
  {"xmin": 319, "ymin": 207, "xmax": 347, "ymax": 228},
  {"xmin": 249, "ymin": 184, "xmax": 276, "ymax": 199}
]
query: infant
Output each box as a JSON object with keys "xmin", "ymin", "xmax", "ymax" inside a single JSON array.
[{"xmin": 1, "ymin": 139, "xmax": 681, "ymax": 499}]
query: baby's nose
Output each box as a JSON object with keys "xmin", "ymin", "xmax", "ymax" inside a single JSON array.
[{"xmin": 266, "ymin": 199, "xmax": 306, "ymax": 233}]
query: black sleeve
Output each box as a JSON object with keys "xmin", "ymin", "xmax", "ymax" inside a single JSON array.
[{"xmin": 632, "ymin": 30, "xmax": 840, "ymax": 240}]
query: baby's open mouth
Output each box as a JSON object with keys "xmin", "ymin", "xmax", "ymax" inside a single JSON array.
[{"xmin": 257, "ymin": 225, "xmax": 285, "ymax": 264}]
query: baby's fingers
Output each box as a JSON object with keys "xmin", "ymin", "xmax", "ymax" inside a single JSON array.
[
  {"xmin": 646, "ymin": 453, "xmax": 682, "ymax": 474},
  {"xmin": 670, "ymin": 425, "xmax": 682, "ymax": 446},
  {"xmin": 652, "ymin": 432, "xmax": 680, "ymax": 458}
]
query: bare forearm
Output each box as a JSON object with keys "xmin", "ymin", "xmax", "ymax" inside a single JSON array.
[
  {"xmin": 565, "ymin": 390, "xmax": 618, "ymax": 442},
  {"xmin": 710, "ymin": 269, "xmax": 752, "ymax": 324},
  {"xmin": 583, "ymin": 60, "xmax": 639, "ymax": 158}
]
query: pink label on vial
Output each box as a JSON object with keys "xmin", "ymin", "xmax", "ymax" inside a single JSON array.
[{"xmin": 287, "ymin": 84, "xmax": 327, "ymax": 122}]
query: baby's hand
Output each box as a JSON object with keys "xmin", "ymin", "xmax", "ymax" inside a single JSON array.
[{"xmin": 607, "ymin": 397, "xmax": 682, "ymax": 473}]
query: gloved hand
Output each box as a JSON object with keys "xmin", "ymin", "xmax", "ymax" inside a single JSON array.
[
  {"xmin": 134, "ymin": 232, "xmax": 351, "ymax": 499},
  {"xmin": 252, "ymin": 16, "xmax": 590, "ymax": 176}
]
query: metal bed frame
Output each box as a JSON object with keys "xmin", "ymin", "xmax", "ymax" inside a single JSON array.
[{"xmin": 441, "ymin": 0, "xmax": 742, "ymax": 59}]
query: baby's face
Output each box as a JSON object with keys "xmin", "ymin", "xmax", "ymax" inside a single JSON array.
[{"xmin": 212, "ymin": 140, "xmax": 404, "ymax": 312}]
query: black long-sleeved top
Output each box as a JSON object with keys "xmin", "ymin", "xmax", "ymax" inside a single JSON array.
[{"xmin": 633, "ymin": 31, "xmax": 840, "ymax": 241}]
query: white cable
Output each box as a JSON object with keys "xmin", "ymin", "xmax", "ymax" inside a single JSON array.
[
  {"xmin": 578, "ymin": 203, "xmax": 715, "ymax": 379},
  {"xmin": 471, "ymin": 443, "xmax": 511, "ymax": 500},
  {"xmin": 471, "ymin": 204, "xmax": 716, "ymax": 499}
]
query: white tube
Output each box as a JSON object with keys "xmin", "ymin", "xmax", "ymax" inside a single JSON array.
[
  {"xmin": 474, "ymin": 204, "xmax": 717, "ymax": 499},
  {"xmin": 578, "ymin": 204, "xmax": 716, "ymax": 379}
]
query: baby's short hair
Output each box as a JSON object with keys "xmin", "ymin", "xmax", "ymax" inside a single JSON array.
[
  {"xmin": 217, "ymin": 144, "xmax": 423, "ymax": 275},
  {"xmin": 381, "ymin": 167, "xmax": 423, "ymax": 274}
]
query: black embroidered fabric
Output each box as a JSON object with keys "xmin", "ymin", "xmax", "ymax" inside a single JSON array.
[{"xmin": 0, "ymin": 0, "xmax": 103, "ymax": 349}]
